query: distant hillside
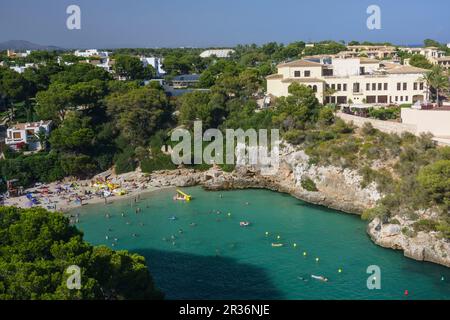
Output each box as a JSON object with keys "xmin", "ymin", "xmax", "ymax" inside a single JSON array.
[{"xmin": 0, "ymin": 40, "xmax": 63, "ymax": 51}]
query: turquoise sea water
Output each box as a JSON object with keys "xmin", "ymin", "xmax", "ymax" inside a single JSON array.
[{"xmin": 75, "ymin": 187, "xmax": 450, "ymax": 300}]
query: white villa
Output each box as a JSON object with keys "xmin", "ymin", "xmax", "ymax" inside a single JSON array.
[
  {"xmin": 5, "ymin": 120, "xmax": 52, "ymax": 151},
  {"xmin": 432, "ymin": 56, "xmax": 450, "ymax": 71},
  {"xmin": 140, "ymin": 57, "xmax": 166, "ymax": 76},
  {"xmin": 400, "ymin": 47, "xmax": 446, "ymax": 61},
  {"xmin": 266, "ymin": 56, "xmax": 429, "ymax": 105},
  {"xmin": 74, "ymin": 49, "xmax": 109, "ymax": 58},
  {"xmin": 347, "ymin": 45, "xmax": 397, "ymax": 60},
  {"xmin": 9, "ymin": 63, "xmax": 36, "ymax": 74}
]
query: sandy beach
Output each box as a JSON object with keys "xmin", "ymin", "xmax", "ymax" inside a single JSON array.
[{"xmin": 2, "ymin": 169, "xmax": 178, "ymax": 213}]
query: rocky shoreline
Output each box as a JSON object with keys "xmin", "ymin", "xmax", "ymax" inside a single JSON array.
[{"xmin": 147, "ymin": 145, "xmax": 450, "ymax": 268}]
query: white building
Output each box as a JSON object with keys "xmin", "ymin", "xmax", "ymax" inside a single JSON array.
[
  {"xmin": 5, "ymin": 120, "xmax": 52, "ymax": 151},
  {"xmin": 432, "ymin": 56, "xmax": 450, "ymax": 71},
  {"xmin": 266, "ymin": 57, "xmax": 428, "ymax": 105},
  {"xmin": 347, "ymin": 45, "xmax": 397, "ymax": 60},
  {"xmin": 140, "ymin": 57, "xmax": 166, "ymax": 76},
  {"xmin": 400, "ymin": 47, "xmax": 446, "ymax": 61},
  {"xmin": 9, "ymin": 63, "xmax": 35, "ymax": 74},
  {"xmin": 200, "ymin": 49, "xmax": 235, "ymax": 58},
  {"xmin": 74, "ymin": 49, "xmax": 109, "ymax": 58}
]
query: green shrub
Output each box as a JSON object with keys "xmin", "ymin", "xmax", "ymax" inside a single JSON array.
[
  {"xmin": 413, "ymin": 219, "xmax": 439, "ymax": 232},
  {"xmin": 140, "ymin": 151, "xmax": 177, "ymax": 173},
  {"xmin": 114, "ymin": 148, "xmax": 137, "ymax": 174},
  {"xmin": 301, "ymin": 177, "xmax": 318, "ymax": 192},
  {"xmin": 361, "ymin": 205, "xmax": 389, "ymax": 221}
]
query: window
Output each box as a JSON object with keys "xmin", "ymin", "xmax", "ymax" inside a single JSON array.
[
  {"xmin": 304, "ymin": 70, "xmax": 311, "ymax": 77},
  {"xmin": 400, "ymin": 96, "xmax": 404, "ymax": 101},
  {"xmin": 403, "ymin": 83, "xmax": 407, "ymax": 90},
  {"xmin": 366, "ymin": 83, "xmax": 370, "ymax": 91},
  {"xmin": 13, "ymin": 132, "xmax": 21, "ymax": 139},
  {"xmin": 343, "ymin": 84, "xmax": 347, "ymax": 91},
  {"xmin": 397, "ymin": 83, "xmax": 401, "ymax": 90},
  {"xmin": 372, "ymin": 83, "xmax": 376, "ymax": 91},
  {"xmin": 294, "ymin": 71, "xmax": 301, "ymax": 77},
  {"xmin": 312, "ymin": 85, "xmax": 318, "ymax": 93},
  {"xmin": 420, "ymin": 82, "xmax": 424, "ymax": 90},
  {"xmin": 331, "ymin": 84, "xmax": 336, "ymax": 90},
  {"xmin": 366, "ymin": 96, "xmax": 376, "ymax": 103},
  {"xmin": 384, "ymin": 83, "xmax": 388, "ymax": 90},
  {"xmin": 395, "ymin": 96, "xmax": 398, "ymax": 102},
  {"xmin": 337, "ymin": 84, "xmax": 342, "ymax": 91},
  {"xmin": 414, "ymin": 83, "xmax": 418, "ymax": 90},
  {"xmin": 378, "ymin": 83, "xmax": 382, "ymax": 91},
  {"xmin": 377, "ymin": 96, "xmax": 388, "ymax": 103},
  {"xmin": 337, "ymin": 96, "xmax": 347, "ymax": 104},
  {"xmin": 405, "ymin": 96, "xmax": 408, "ymax": 101}
]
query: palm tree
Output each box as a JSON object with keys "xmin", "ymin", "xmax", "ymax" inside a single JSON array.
[{"xmin": 422, "ymin": 66, "xmax": 449, "ymax": 107}]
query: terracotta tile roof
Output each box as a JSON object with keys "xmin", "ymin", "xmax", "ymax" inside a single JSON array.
[
  {"xmin": 386, "ymin": 65, "xmax": 429, "ymax": 74},
  {"xmin": 277, "ymin": 59, "xmax": 323, "ymax": 68},
  {"xmin": 281, "ymin": 78, "xmax": 325, "ymax": 83}
]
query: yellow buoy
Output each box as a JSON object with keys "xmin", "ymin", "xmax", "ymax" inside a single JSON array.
[
  {"xmin": 315, "ymin": 257, "xmax": 320, "ymax": 262},
  {"xmin": 303, "ymin": 252, "xmax": 307, "ymax": 256},
  {"xmin": 338, "ymin": 268, "xmax": 343, "ymax": 273},
  {"xmin": 227, "ymin": 213, "xmax": 231, "ymax": 217},
  {"xmin": 293, "ymin": 243, "xmax": 297, "ymax": 248},
  {"xmin": 277, "ymin": 235, "xmax": 281, "ymax": 240},
  {"xmin": 265, "ymin": 231, "xmax": 269, "ymax": 236}
]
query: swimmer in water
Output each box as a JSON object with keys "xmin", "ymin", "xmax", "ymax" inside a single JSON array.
[{"xmin": 297, "ymin": 276, "xmax": 309, "ymax": 282}]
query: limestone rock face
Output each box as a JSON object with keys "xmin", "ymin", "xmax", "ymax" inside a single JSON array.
[
  {"xmin": 368, "ymin": 217, "xmax": 450, "ymax": 267},
  {"xmin": 202, "ymin": 148, "xmax": 380, "ymax": 214}
]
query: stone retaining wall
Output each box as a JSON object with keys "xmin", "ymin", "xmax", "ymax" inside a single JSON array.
[{"xmin": 337, "ymin": 112, "xmax": 417, "ymax": 135}]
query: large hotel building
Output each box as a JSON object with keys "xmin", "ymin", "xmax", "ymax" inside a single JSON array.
[{"xmin": 266, "ymin": 56, "xmax": 429, "ymax": 105}]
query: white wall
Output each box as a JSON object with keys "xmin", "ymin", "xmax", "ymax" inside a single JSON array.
[
  {"xmin": 332, "ymin": 58, "xmax": 360, "ymax": 76},
  {"xmin": 401, "ymin": 108, "xmax": 450, "ymax": 137}
]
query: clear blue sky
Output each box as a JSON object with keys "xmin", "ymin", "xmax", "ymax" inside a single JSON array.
[{"xmin": 0, "ymin": 0, "xmax": 449, "ymax": 48}]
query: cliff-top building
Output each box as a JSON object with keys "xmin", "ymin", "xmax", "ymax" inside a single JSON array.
[{"xmin": 266, "ymin": 56, "xmax": 429, "ymax": 105}]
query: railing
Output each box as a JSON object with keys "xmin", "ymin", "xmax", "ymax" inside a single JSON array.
[{"xmin": 5, "ymin": 138, "xmax": 25, "ymax": 144}]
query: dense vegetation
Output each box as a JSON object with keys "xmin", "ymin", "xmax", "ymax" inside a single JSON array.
[{"xmin": 0, "ymin": 206, "xmax": 163, "ymax": 299}]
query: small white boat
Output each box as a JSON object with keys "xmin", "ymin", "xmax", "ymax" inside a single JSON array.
[
  {"xmin": 240, "ymin": 221, "xmax": 250, "ymax": 227},
  {"xmin": 271, "ymin": 243, "xmax": 284, "ymax": 247}
]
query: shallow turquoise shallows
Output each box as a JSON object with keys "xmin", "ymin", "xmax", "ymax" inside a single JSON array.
[{"xmin": 75, "ymin": 187, "xmax": 450, "ymax": 300}]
